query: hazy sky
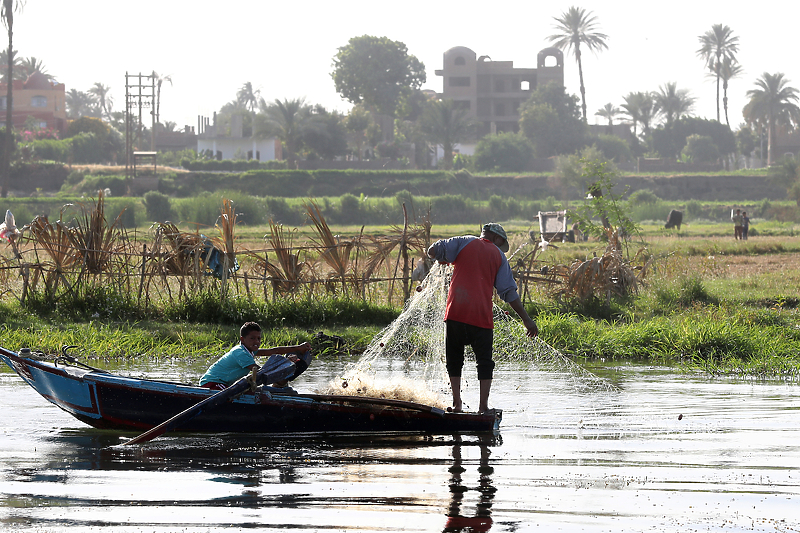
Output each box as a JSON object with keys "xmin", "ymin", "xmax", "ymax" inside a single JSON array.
[{"xmin": 15, "ymin": 1, "xmax": 800, "ymax": 131}]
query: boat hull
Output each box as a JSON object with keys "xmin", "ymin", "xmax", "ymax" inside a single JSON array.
[{"xmin": 0, "ymin": 348, "xmax": 500, "ymax": 436}]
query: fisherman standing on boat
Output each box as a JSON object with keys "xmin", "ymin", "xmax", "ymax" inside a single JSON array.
[
  {"xmin": 200, "ymin": 322, "xmax": 311, "ymax": 390},
  {"xmin": 427, "ymin": 223, "xmax": 538, "ymax": 414}
]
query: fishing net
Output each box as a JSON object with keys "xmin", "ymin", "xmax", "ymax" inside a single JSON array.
[{"xmin": 322, "ymin": 262, "xmax": 616, "ymax": 412}]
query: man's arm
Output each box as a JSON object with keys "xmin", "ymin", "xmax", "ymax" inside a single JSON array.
[
  {"xmin": 508, "ymin": 298, "xmax": 538, "ymax": 338},
  {"xmin": 257, "ymin": 342, "xmax": 311, "ymax": 360}
]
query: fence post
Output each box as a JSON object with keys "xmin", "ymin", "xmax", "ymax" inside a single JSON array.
[{"xmin": 138, "ymin": 244, "xmax": 147, "ymax": 304}]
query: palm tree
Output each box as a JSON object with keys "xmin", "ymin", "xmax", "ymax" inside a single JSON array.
[
  {"xmin": 419, "ymin": 99, "xmax": 476, "ymax": 169},
  {"xmin": 152, "ymin": 71, "xmax": 172, "ymax": 125},
  {"xmin": 88, "ymin": 82, "xmax": 113, "ymax": 120},
  {"xmin": 654, "ymin": 82, "xmax": 695, "ymax": 127},
  {"xmin": 548, "ymin": 6, "xmax": 608, "ymax": 122},
  {"xmin": 236, "ymin": 82, "xmax": 260, "ymax": 113},
  {"xmin": 621, "ymin": 92, "xmax": 644, "ymax": 138},
  {"xmin": 66, "ymin": 89, "xmax": 97, "ymax": 119},
  {"xmin": 744, "ymin": 72, "xmax": 800, "ymax": 165},
  {"xmin": 19, "ymin": 56, "xmax": 53, "ymax": 81},
  {"xmin": 0, "ymin": 47, "xmax": 17, "ymax": 82},
  {"xmin": 594, "ymin": 103, "xmax": 620, "ymax": 134},
  {"xmin": 1, "ymin": 0, "xmax": 22, "ymax": 198},
  {"xmin": 718, "ymin": 57, "xmax": 743, "ymax": 127},
  {"xmin": 697, "ymin": 24, "xmax": 739, "ymax": 123},
  {"xmin": 257, "ymin": 98, "xmax": 314, "ymax": 168}
]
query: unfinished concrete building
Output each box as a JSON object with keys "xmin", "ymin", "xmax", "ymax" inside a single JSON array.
[{"xmin": 435, "ymin": 46, "xmax": 564, "ymax": 138}]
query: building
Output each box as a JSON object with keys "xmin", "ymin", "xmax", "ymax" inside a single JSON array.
[
  {"xmin": 196, "ymin": 113, "xmax": 281, "ymax": 161},
  {"xmin": 0, "ymin": 72, "xmax": 67, "ymax": 135},
  {"xmin": 435, "ymin": 46, "xmax": 564, "ymax": 139}
]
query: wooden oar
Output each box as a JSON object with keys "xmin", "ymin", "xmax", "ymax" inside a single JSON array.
[
  {"xmin": 122, "ymin": 355, "xmax": 296, "ymax": 446},
  {"xmin": 300, "ymin": 393, "xmax": 446, "ymax": 416}
]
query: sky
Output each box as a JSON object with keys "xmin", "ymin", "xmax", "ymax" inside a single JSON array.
[{"xmin": 13, "ymin": 0, "xmax": 800, "ymax": 132}]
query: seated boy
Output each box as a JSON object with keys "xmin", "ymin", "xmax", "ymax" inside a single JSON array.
[{"xmin": 199, "ymin": 322, "xmax": 312, "ymax": 390}]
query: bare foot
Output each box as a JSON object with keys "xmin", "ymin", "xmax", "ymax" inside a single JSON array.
[{"xmin": 448, "ymin": 402, "xmax": 463, "ymax": 413}]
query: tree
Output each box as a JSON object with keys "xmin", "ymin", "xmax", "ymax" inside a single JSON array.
[
  {"xmin": 256, "ymin": 98, "xmax": 317, "ymax": 167},
  {"xmin": 519, "ymin": 83, "xmax": 587, "ymax": 157},
  {"xmin": 302, "ymin": 105, "xmax": 348, "ymax": 161},
  {"xmin": 654, "ymin": 82, "xmax": 695, "ymax": 127},
  {"xmin": 331, "ymin": 35, "xmax": 426, "ymax": 117},
  {"xmin": 697, "ymin": 24, "xmax": 739, "ymax": 123},
  {"xmin": 595, "ymin": 103, "xmax": 620, "ymax": 127},
  {"xmin": 236, "ymin": 81, "xmax": 260, "ymax": 113},
  {"xmin": 1, "ymin": 0, "xmax": 21, "ymax": 198},
  {"xmin": 473, "ymin": 132, "xmax": 533, "ymax": 173},
  {"xmin": 744, "ymin": 72, "xmax": 800, "ymax": 165},
  {"xmin": 19, "ymin": 56, "xmax": 52, "ymax": 81},
  {"xmin": 88, "ymin": 82, "xmax": 113, "ymax": 120},
  {"xmin": 66, "ymin": 88, "xmax": 99, "ymax": 119},
  {"xmin": 652, "ymin": 116, "xmax": 736, "ymax": 159},
  {"xmin": 548, "ymin": 6, "xmax": 608, "ymax": 122},
  {"xmin": 0, "ymin": 46, "xmax": 16, "ymax": 82},
  {"xmin": 621, "ymin": 91, "xmax": 660, "ymax": 141},
  {"xmin": 419, "ymin": 99, "xmax": 476, "ymax": 169},
  {"xmin": 152, "ymin": 72, "xmax": 172, "ymax": 125},
  {"xmin": 717, "ymin": 57, "xmax": 742, "ymax": 128}
]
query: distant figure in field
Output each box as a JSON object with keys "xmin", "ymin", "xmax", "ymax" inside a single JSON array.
[
  {"xmin": 664, "ymin": 210, "xmax": 683, "ymax": 230},
  {"xmin": 742, "ymin": 211, "xmax": 750, "ymax": 240},
  {"xmin": 731, "ymin": 209, "xmax": 743, "ymax": 240}
]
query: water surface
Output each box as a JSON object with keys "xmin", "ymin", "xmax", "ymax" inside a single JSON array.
[{"xmin": 1, "ymin": 358, "xmax": 798, "ymax": 532}]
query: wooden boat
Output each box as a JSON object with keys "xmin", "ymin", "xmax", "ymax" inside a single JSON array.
[{"xmin": 0, "ymin": 346, "xmax": 501, "ymax": 438}]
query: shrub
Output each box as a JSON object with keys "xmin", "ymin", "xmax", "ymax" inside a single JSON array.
[
  {"xmin": 628, "ymin": 189, "xmax": 660, "ymax": 205},
  {"xmin": 681, "ymin": 134, "xmax": 720, "ymax": 163},
  {"xmin": 592, "ymin": 134, "xmax": 633, "ymax": 163},
  {"xmin": 686, "ymin": 199, "xmax": 702, "ymax": 219},
  {"xmin": 474, "ymin": 132, "xmax": 534, "ymax": 173},
  {"xmin": 70, "ymin": 132, "xmax": 105, "ymax": 164},
  {"xmin": 143, "ymin": 191, "xmax": 173, "ymax": 222}
]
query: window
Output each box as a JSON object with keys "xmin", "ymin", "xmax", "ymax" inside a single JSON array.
[
  {"xmin": 453, "ymin": 100, "xmax": 471, "ymax": 110},
  {"xmin": 543, "ymin": 55, "xmax": 558, "ymax": 67},
  {"xmin": 454, "ymin": 56, "xmax": 466, "ymax": 66},
  {"xmin": 494, "ymin": 79, "xmax": 505, "ymax": 93},
  {"xmin": 0, "ymin": 96, "xmax": 6, "ymax": 110},
  {"xmin": 38, "ymin": 121, "xmax": 47, "ymax": 128},
  {"xmin": 495, "ymin": 103, "xmax": 506, "ymax": 117},
  {"xmin": 521, "ymin": 80, "xmax": 530, "ymax": 91},
  {"xmin": 449, "ymin": 77, "xmax": 470, "ymax": 87},
  {"xmin": 31, "ymin": 96, "xmax": 47, "ymax": 107}
]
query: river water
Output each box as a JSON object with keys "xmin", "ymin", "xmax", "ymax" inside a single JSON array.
[{"xmin": 1, "ymin": 356, "xmax": 799, "ymax": 532}]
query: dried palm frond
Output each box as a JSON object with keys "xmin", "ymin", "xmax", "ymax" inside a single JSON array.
[
  {"xmin": 23, "ymin": 213, "xmax": 82, "ymax": 295},
  {"xmin": 151, "ymin": 222, "xmax": 208, "ymax": 277},
  {"xmin": 558, "ymin": 228, "xmax": 650, "ymax": 302},
  {"xmin": 304, "ymin": 200, "xmax": 356, "ymax": 292},
  {"xmin": 66, "ymin": 191, "xmax": 128, "ymax": 275},
  {"xmin": 246, "ymin": 220, "xmax": 307, "ymax": 295},
  {"xmin": 216, "ymin": 198, "xmax": 238, "ymax": 277}
]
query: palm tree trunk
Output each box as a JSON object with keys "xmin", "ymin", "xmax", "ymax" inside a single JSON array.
[
  {"xmin": 722, "ymin": 80, "xmax": 729, "ymax": 127},
  {"xmin": 767, "ymin": 115, "xmax": 774, "ymax": 165},
  {"xmin": 576, "ymin": 47, "xmax": 587, "ymax": 122},
  {"xmin": 2, "ymin": 1, "xmax": 13, "ymax": 198}
]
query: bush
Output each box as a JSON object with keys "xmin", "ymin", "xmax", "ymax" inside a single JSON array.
[
  {"xmin": 681, "ymin": 134, "xmax": 720, "ymax": 163},
  {"xmin": 628, "ymin": 189, "xmax": 660, "ymax": 205},
  {"xmin": 592, "ymin": 134, "xmax": 632, "ymax": 163},
  {"xmin": 473, "ymin": 132, "xmax": 533, "ymax": 173},
  {"xmin": 143, "ymin": 191, "xmax": 173, "ymax": 222},
  {"xmin": 70, "ymin": 132, "xmax": 105, "ymax": 164},
  {"xmin": 686, "ymin": 199, "xmax": 702, "ymax": 219}
]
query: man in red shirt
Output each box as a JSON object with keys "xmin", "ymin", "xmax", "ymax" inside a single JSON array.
[{"xmin": 427, "ymin": 223, "xmax": 538, "ymax": 414}]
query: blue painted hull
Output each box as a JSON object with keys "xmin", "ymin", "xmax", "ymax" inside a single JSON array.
[{"xmin": 0, "ymin": 347, "xmax": 501, "ymax": 436}]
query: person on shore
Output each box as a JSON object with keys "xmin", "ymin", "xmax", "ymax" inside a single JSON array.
[
  {"xmin": 732, "ymin": 209, "xmax": 743, "ymax": 240},
  {"xmin": 199, "ymin": 322, "xmax": 311, "ymax": 390},
  {"xmin": 427, "ymin": 223, "xmax": 538, "ymax": 414},
  {"xmin": 742, "ymin": 211, "xmax": 750, "ymax": 240}
]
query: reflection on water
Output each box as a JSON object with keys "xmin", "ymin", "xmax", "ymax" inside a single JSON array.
[
  {"xmin": 2, "ymin": 361, "xmax": 800, "ymax": 531},
  {"xmin": 444, "ymin": 436, "xmax": 496, "ymax": 533}
]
